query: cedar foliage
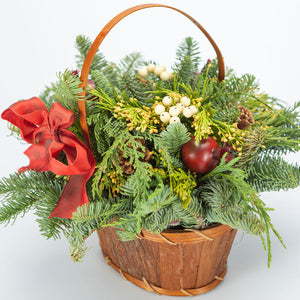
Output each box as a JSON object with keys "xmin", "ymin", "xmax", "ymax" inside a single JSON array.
[{"xmin": 1, "ymin": 35, "xmax": 299, "ymax": 266}]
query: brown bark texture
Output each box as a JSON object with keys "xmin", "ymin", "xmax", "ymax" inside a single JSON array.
[{"xmin": 97, "ymin": 224, "xmax": 237, "ymax": 296}]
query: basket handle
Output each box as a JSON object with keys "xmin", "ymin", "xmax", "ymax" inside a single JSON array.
[{"xmin": 79, "ymin": 3, "xmax": 225, "ymax": 148}]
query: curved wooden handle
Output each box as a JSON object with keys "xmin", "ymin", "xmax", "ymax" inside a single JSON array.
[{"xmin": 79, "ymin": 3, "xmax": 225, "ymax": 148}]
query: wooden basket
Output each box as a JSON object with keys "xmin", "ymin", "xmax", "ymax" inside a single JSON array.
[
  {"xmin": 97, "ymin": 225, "xmax": 237, "ymax": 296},
  {"xmin": 78, "ymin": 3, "xmax": 234, "ymax": 297}
]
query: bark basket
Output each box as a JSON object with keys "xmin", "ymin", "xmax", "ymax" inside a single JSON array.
[
  {"xmin": 97, "ymin": 224, "xmax": 237, "ymax": 296},
  {"xmin": 79, "ymin": 3, "xmax": 236, "ymax": 297}
]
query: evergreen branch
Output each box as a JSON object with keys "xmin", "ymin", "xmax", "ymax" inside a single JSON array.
[
  {"xmin": 197, "ymin": 181, "xmax": 265, "ymax": 235},
  {"xmin": 54, "ymin": 69, "xmax": 83, "ymax": 112},
  {"xmin": 0, "ymin": 171, "xmax": 65, "ymax": 226},
  {"xmin": 126, "ymin": 166, "xmax": 153, "ymax": 205},
  {"xmin": 205, "ymin": 205, "xmax": 265, "ymax": 235},
  {"xmin": 133, "ymin": 185, "xmax": 176, "ymax": 217},
  {"xmin": 175, "ymin": 37, "xmax": 201, "ymax": 67},
  {"xmin": 237, "ymin": 128, "xmax": 267, "ymax": 169},
  {"xmin": 119, "ymin": 71, "xmax": 154, "ymax": 103},
  {"xmin": 153, "ymin": 134, "xmax": 197, "ymax": 206},
  {"xmin": 63, "ymin": 199, "xmax": 119, "ymax": 262},
  {"xmin": 174, "ymin": 37, "xmax": 201, "ymax": 85},
  {"xmin": 92, "ymin": 131, "xmax": 153, "ymax": 200},
  {"xmin": 89, "ymin": 114, "xmax": 111, "ymax": 154},
  {"xmin": 34, "ymin": 177, "xmax": 70, "ymax": 240},
  {"xmin": 252, "ymin": 95, "xmax": 300, "ymax": 129},
  {"xmin": 0, "ymin": 171, "xmax": 39, "ymax": 224},
  {"xmin": 75, "ymin": 35, "xmax": 108, "ymax": 71},
  {"xmin": 91, "ymin": 70, "xmax": 116, "ymax": 98},
  {"xmin": 115, "ymin": 194, "xmax": 202, "ymax": 240},
  {"xmin": 176, "ymin": 56, "xmax": 194, "ymax": 85},
  {"xmin": 247, "ymin": 155, "xmax": 300, "ymax": 192},
  {"xmin": 64, "ymin": 223, "xmax": 89, "ymax": 262},
  {"xmin": 227, "ymin": 74, "xmax": 258, "ymax": 96},
  {"xmin": 118, "ymin": 52, "xmax": 144, "ymax": 73},
  {"xmin": 263, "ymin": 128, "xmax": 300, "ymax": 153},
  {"xmin": 89, "ymin": 88, "xmax": 118, "ymax": 111},
  {"xmin": 92, "ymin": 134, "xmax": 126, "ymax": 198},
  {"xmin": 143, "ymin": 196, "xmax": 202, "ymax": 233},
  {"xmin": 200, "ymin": 156, "xmax": 284, "ymax": 266},
  {"xmin": 113, "ymin": 217, "xmax": 142, "ymax": 241},
  {"xmin": 160, "ymin": 123, "xmax": 190, "ymax": 157}
]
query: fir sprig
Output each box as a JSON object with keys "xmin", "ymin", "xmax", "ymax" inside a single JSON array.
[
  {"xmin": 54, "ymin": 69, "xmax": 83, "ymax": 112},
  {"xmin": 198, "ymin": 181, "xmax": 265, "ymax": 235},
  {"xmin": 247, "ymin": 155, "xmax": 300, "ymax": 192},
  {"xmin": 160, "ymin": 123, "xmax": 190, "ymax": 157},
  {"xmin": 0, "ymin": 171, "xmax": 65, "ymax": 226},
  {"xmin": 75, "ymin": 35, "xmax": 108, "ymax": 72},
  {"xmin": 174, "ymin": 37, "xmax": 201, "ymax": 85},
  {"xmin": 200, "ymin": 156, "xmax": 285, "ymax": 266}
]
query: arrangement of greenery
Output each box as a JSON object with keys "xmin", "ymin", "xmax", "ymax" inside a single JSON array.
[{"xmin": 1, "ymin": 35, "xmax": 299, "ymax": 267}]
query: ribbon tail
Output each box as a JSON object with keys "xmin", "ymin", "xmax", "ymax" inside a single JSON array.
[{"xmin": 49, "ymin": 173, "xmax": 90, "ymax": 219}]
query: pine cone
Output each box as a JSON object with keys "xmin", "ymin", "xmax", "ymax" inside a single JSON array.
[
  {"xmin": 237, "ymin": 105, "xmax": 254, "ymax": 130},
  {"xmin": 117, "ymin": 138, "xmax": 151, "ymax": 175}
]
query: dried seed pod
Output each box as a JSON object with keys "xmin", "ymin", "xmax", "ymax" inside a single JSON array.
[{"xmin": 237, "ymin": 105, "xmax": 254, "ymax": 129}]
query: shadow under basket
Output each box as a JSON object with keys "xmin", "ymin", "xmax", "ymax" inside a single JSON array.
[{"xmin": 97, "ymin": 224, "xmax": 237, "ymax": 296}]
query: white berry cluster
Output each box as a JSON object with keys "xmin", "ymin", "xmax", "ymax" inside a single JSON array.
[
  {"xmin": 138, "ymin": 64, "xmax": 173, "ymax": 81},
  {"xmin": 154, "ymin": 95, "xmax": 198, "ymax": 124}
]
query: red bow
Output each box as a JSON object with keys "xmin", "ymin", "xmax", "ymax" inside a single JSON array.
[{"xmin": 1, "ymin": 97, "xmax": 95, "ymax": 219}]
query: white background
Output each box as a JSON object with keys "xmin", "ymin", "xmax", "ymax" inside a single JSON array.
[{"xmin": 0, "ymin": 0, "xmax": 299, "ymax": 299}]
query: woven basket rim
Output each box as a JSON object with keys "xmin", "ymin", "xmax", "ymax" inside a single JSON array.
[
  {"xmin": 98, "ymin": 224, "xmax": 235, "ymax": 244},
  {"xmin": 138, "ymin": 223, "xmax": 235, "ymax": 244}
]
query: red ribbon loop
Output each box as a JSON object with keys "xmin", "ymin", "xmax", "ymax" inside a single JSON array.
[{"xmin": 1, "ymin": 97, "xmax": 95, "ymax": 219}]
